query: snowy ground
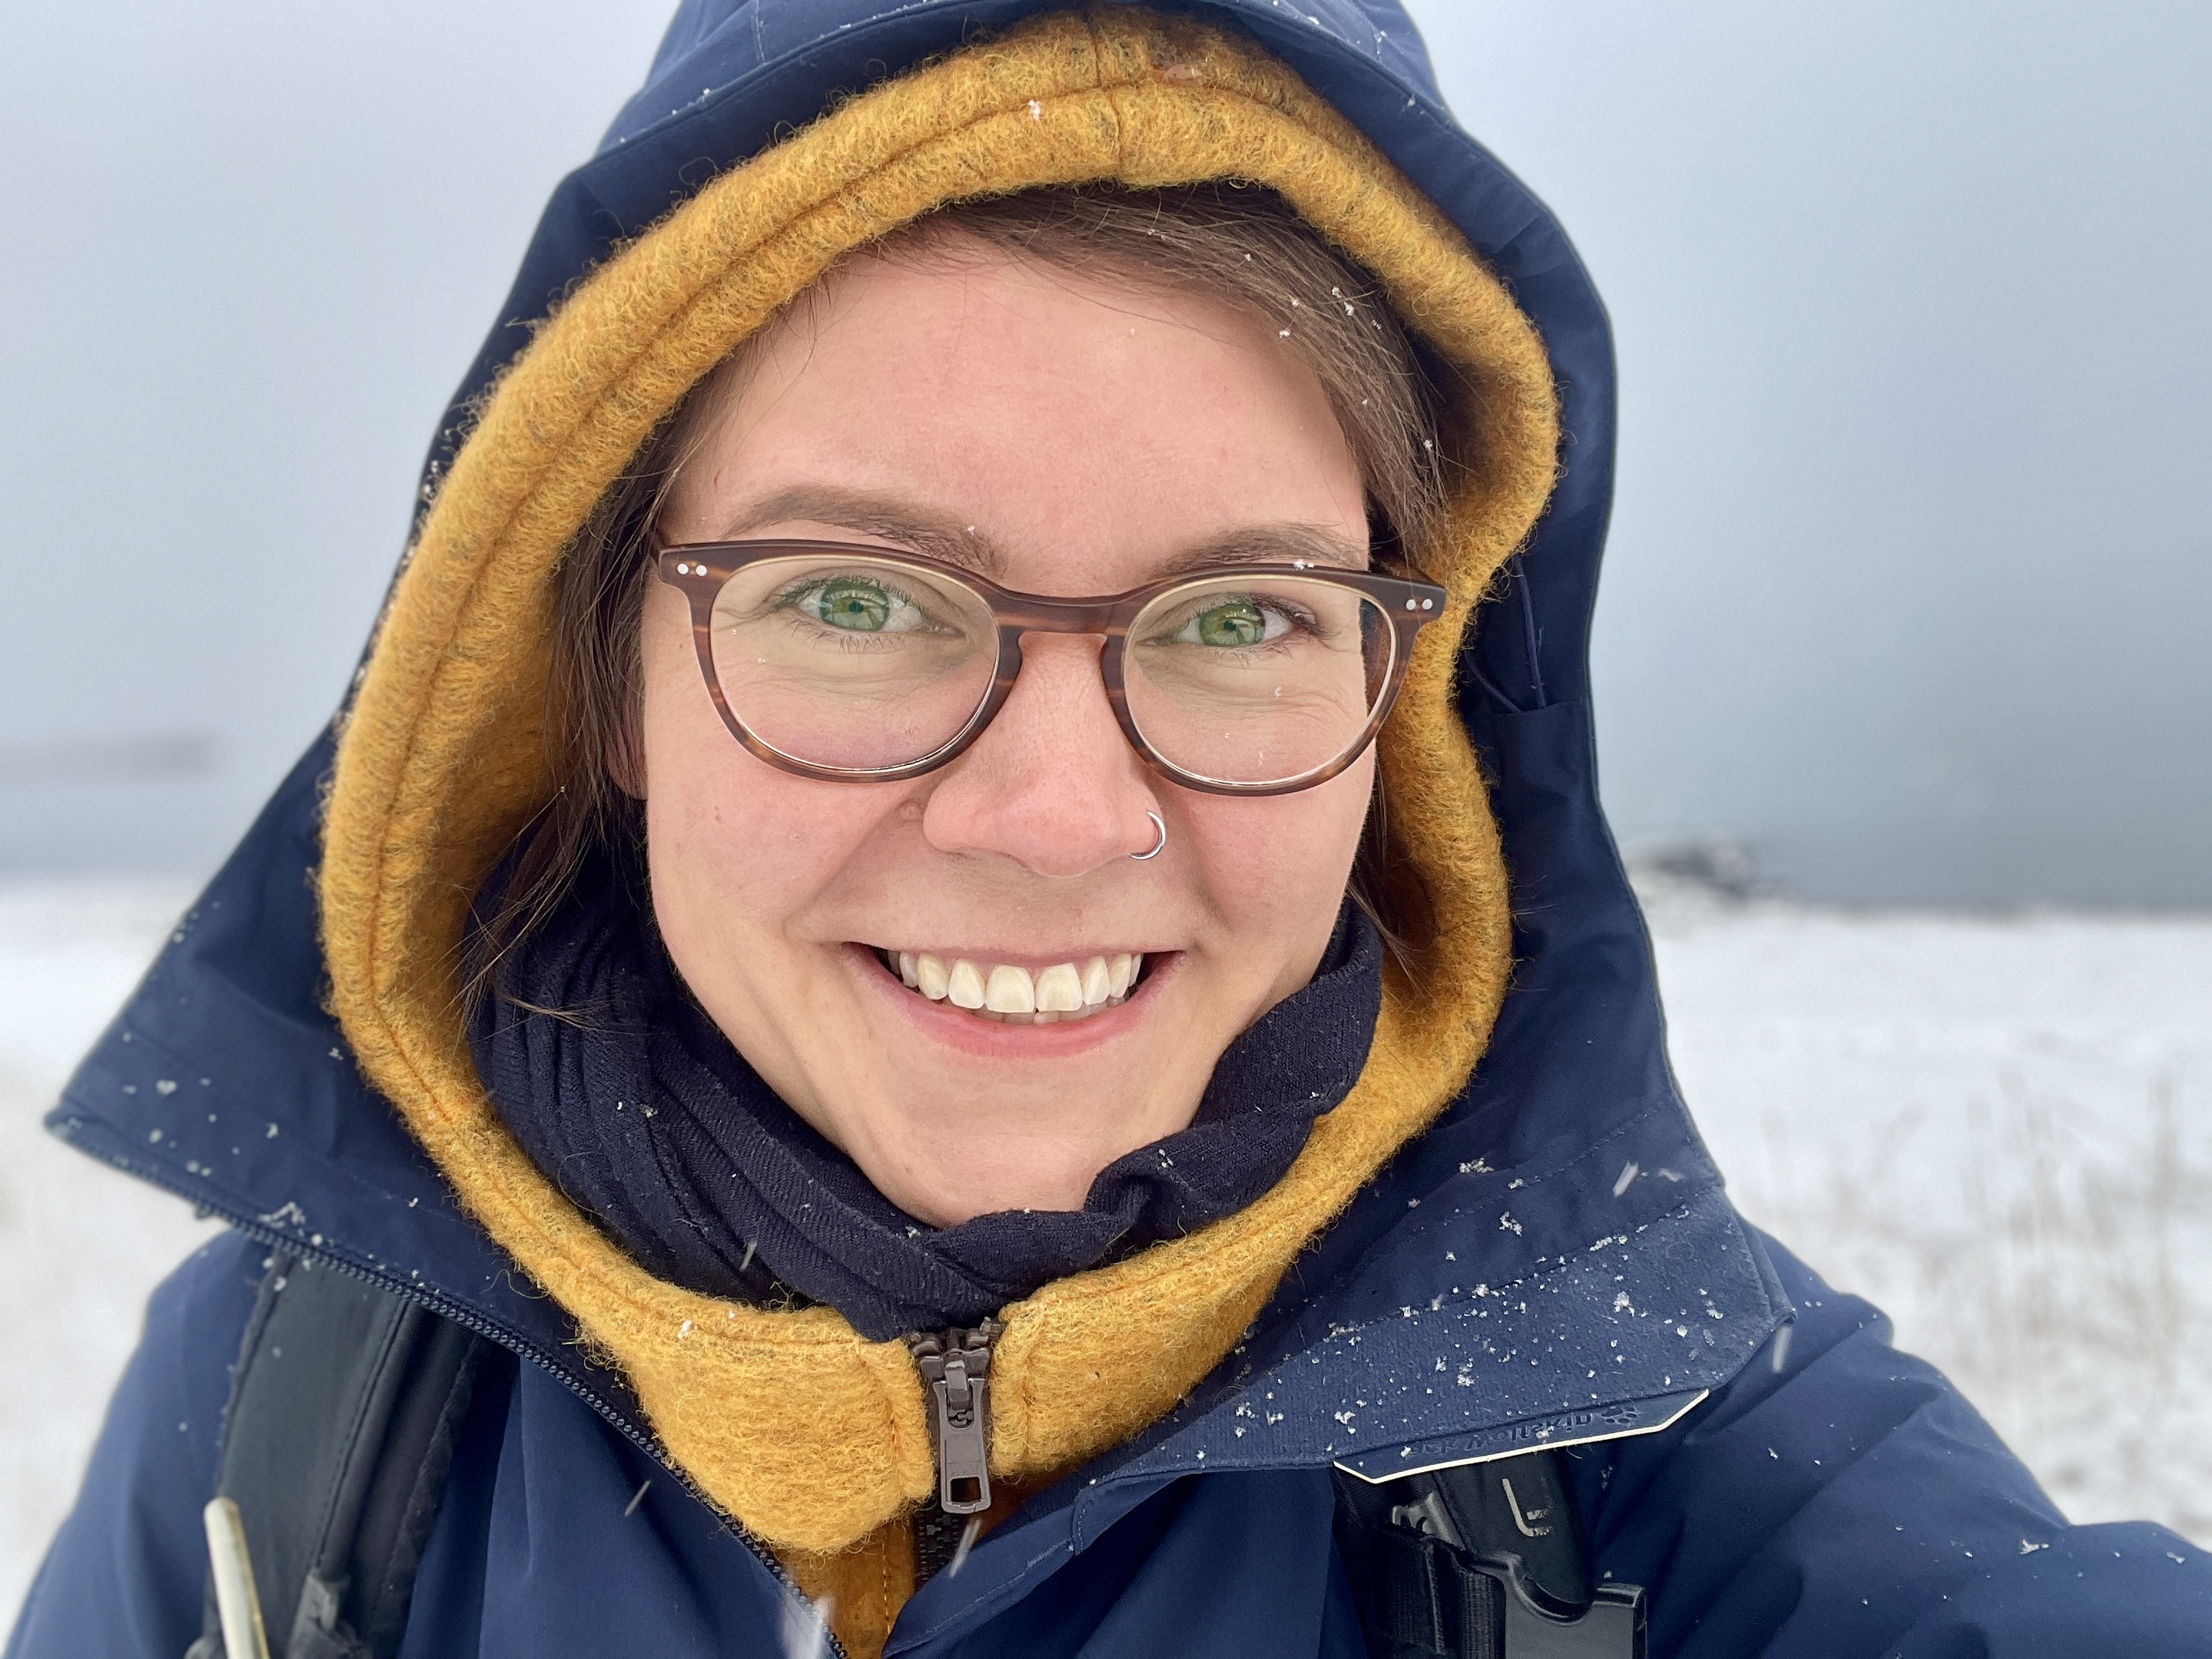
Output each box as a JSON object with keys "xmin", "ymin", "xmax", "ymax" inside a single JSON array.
[
  {"xmin": 1640, "ymin": 876, "xmax": 2212, "ymax": 1547},
  {"xmin": 1, "ymin": 879, "xmax": 2207, "ymax": 1622}
]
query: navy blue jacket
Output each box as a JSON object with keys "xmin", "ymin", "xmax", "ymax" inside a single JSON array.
[{"xmin": 11, "ymin": 3, "xmax": 2209, "ymax": 1654}]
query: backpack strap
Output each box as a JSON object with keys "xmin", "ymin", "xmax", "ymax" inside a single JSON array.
[
  {"xmin": 1333, "ymin": 1450, "xmax": 1648, "ymax": 1658},
  {"xmin": 186, "ymin": 1250, "xmax": 489, "ymax": 1659}
]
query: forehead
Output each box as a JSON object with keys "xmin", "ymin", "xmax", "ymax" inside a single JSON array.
[{"xmin": 662, "ymin": 247, "xmax": 1370, "ymax": 592}]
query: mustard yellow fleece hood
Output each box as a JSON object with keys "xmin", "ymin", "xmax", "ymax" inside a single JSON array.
[{"xmin": 317, "ymin": 3, "xmax": 1554, "ymax": 1575}]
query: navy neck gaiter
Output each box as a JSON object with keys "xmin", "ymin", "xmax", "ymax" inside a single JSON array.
[{"xmin": 467, "ymin": 845, "xmax": 1382, "ymax": 1342}]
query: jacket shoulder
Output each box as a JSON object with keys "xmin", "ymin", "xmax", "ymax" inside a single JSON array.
[
  {"xmin": 1569, "ymin": 1231, "xmax": 2211, "ymax": 1655},
  {"xmin": 4, "ymin": 1229, "xmax": 262, "ymax": 1659}
]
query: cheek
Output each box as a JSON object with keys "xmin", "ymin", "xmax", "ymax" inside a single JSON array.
[
  {"xmin": 1180, "ymin": 756, "xmax": 1374, "ymax": 938},
  {"xmin": 637, "ymin": 592, "xmax": 881, "ymax": 943}
]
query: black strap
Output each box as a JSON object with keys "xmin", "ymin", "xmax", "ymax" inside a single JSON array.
[
  {"xmin": 187, "ymin": 1251, "xmax": 489, "ymax": 1659},
  {"xmin": 1333, "ymin": 1451, "xmax": 1648, "ymax": 1658}
]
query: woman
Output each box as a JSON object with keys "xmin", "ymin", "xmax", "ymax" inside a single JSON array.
[{"xmin": 11, "ymin": 5, "xmax": 2206, "ymax": 1657}]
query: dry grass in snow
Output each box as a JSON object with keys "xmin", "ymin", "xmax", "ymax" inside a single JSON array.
[
  {"xmin": 1640, "ymin": 874, "xmax": 2212, "ymax": 1546},
  {"xmin": 1, "ymin": 877, "xmax": 2206, "ymax": 1624}
]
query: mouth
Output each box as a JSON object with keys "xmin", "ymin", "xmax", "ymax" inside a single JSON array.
[{"xmin": 873, "ymin": 948, "xmax": 1151, "ymax": 1024}]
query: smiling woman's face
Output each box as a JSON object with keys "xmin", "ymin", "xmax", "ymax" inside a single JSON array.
[{"xmin": 642, "ymin": 242, "xmax": 1375, "ymax": 1226}]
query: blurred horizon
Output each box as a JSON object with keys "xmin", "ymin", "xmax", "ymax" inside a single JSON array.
[{"xmin": 3, "ymin": 0, "xmax": 2206, "ymax": 905}]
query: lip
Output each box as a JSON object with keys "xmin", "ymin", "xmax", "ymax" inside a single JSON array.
[{"xmin": 842, "ymin": 942, "xmax": 1172, "ymax": 1060}]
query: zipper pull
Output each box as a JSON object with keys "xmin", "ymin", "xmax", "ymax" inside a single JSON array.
[{"xmin": 908, "ymin": 1318, "xmax": 1003, "ymax": 1515}]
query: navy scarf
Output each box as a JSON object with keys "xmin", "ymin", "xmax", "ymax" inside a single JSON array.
[{"xmin": 468, "ymin": 847, "xmax": 1382, "ymax": 1341}]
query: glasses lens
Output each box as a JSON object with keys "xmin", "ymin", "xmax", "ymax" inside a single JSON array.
[
  {"xmin": 706, "ymin": 554, "xmax": 998, "ymax": 771},
  {"xmin": 1123, "ymin": 575, "xmax": 1394, "ymax": 787}
]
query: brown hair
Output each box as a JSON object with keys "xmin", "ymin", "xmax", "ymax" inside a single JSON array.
[{"xmin": 481, "ymin": 183, "xmax": 1452, "ymax": 981}]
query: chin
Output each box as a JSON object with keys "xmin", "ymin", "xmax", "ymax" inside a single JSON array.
[{"xmin": 764, "ymin": 941, "xmax": 1233, "ymax": 1218}]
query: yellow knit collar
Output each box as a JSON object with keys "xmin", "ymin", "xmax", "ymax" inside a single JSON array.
[{"xmin": 319, "ymin": 6, "xmax": 1556, "ymax": 1557}]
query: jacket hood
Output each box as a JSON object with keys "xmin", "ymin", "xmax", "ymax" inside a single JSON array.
[{"xmin": 52, "ymin": 0, "xmax": 1787, "ymax": 1619}]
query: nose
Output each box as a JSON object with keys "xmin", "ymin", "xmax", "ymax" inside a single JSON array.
[{"xmin": 920, "ymin": 633, "xmax": 1164, "ymax": 877}]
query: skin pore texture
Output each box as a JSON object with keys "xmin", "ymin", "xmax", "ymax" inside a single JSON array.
[{"xmin": 642, "ymin": 241, "xmax": 1375, "ymax": 1227}]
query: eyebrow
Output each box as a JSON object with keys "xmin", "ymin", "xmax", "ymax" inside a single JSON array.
[
  {"xmin": 711, "ymin": 485, "xmax": 1369, "ymax": 582},
  {"xmin": 1153, "ymin": 523, "xmax": 1370, "ymax": 575},
  {"xmin": 713, "ymin": 486, "xmax": 1011, "ymax": 578}
]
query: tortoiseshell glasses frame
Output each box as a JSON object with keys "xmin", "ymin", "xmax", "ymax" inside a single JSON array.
[{"xmin": 655, "ymin": 539, "xmax": 1448, "ymax": 797}]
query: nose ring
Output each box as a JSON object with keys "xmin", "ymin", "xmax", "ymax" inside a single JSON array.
[{"xmin": 1130, "ymin": 811, "xmax": 1168, "ymax": 862}]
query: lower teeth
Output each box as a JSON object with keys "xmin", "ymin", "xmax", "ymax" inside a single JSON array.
[{"xmin": 966, "ymin": 996, "xmax": 1125, "ymax": 1025}]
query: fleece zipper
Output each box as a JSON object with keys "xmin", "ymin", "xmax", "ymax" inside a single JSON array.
[{"xmin": 905, "ymin": 1318, "xmax": 1003, "ymax": 1585}]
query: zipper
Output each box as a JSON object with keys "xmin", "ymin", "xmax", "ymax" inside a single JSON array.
[
  {"xmin": 905, "ymin": 1318, "xmax": 1003, "ymax": 1587},
  {"xmin": 58, "ymin": 1133, "xmax": 848, "ymax": 1658},
  {"xmin": 905, "ymin": 1318, "xmax": 1004, "ymax": 1514}
]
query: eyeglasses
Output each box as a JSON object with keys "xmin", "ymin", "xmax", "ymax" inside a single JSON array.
[{"xmin": 656, "ymin": 539, "xmax": 1446, "ymax": 797}]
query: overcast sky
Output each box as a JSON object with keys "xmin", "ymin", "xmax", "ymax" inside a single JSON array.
[{"xmin": 2, "ymin": 1, "xmax": 2206, "ymax": 903}]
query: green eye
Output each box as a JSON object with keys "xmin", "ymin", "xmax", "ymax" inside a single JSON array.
[
  {"xmin": 1191, "ymin": 600, "xmax": 1268, "ymax": 648},
  {"xmin": 812, "ymin": 579, "xmax": 893, "ymax": 632}
]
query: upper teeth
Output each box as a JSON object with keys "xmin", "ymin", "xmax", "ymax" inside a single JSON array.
[{"xmin": 895, "ymin": 951, "xmax": 1142, "ymax": 1022}]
